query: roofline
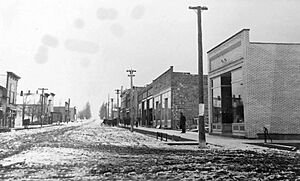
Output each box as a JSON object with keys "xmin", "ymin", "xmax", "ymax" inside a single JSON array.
[
  {"xmin": 250, "ymin": 42, "xmax": 300, "ymax": 45},
  {"xmin": 7, "ymin": 71, "xmax": 21, "ymax": 79},
  {"xmin": 0, "ymin": 85, "xmax": 6, "ymax": 90},
  {"xmin": 207, "ymin": 29, "xmax": 250, "ymax": 53},
  {"xmin": 152, "ymin": 66, "xmax": 173, "ymax": 83},
  {"xmin": 172, "ymin": 71, "xmax": 208, "ymax": 76}
]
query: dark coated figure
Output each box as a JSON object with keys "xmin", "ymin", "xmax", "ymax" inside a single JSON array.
[{"xmin": 180, "ymin": 112, "xmax": 186, "ymax": 133}]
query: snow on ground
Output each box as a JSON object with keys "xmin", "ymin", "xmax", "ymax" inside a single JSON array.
[{"xmin": 0, "ymin": 119, "xmax": 298, "ymax": 180}]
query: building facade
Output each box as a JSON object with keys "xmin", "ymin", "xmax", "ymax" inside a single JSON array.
[
  {"xmin": 0, "ymin": 86, "xmax": 7, "ymax": 129},
  {"xmin": 120, "ymin": 89, "xmax": 130, "ymax": 123},
  {"xmin": 53, "ymin": 106, "xmax": 77, "ymax": 123},
  {"xmin": 120, "ymin": 87, "xmax": 143, "ymax": 125},
  {"xmin": 207, "ymin": 29, "xmax": 300, "ymax": 139},
  {"xmin": 138, "ymin": 66, "xmax": 208, "ymax": 130},
  {"xmin": 5, "ymin": 72, "xmax": 21, "ymax": 128},
  {"xmin": 138, "ymin": 84, "xmax": 153, "ymax": 127}
]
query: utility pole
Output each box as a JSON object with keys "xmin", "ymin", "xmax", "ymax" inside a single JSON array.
[
  {"xmin": 67, "ymin": 98, "xmax": 70, "ymax": 123},
  {"xmin": 21, "ymin": 90, "xmax": 32, "ymax": 128},
  {"xmin": 126, "ymin": 69, "xmax": 136, "ymax": 132},
  {"xmin": 189, "ymin": 5, "xmax": 208, "ymax": 148},
  {"xmin": 38, "ymin": 88, "xmax": 48, "ymax": 127},
  {"xmin": 115, "ymin": 89, "xmax": 120, "ymax": 126},
  {"xmin": 111, "ymin": 98, "xmax": 114, "ymax": 119},
  {"xmin": 107, "ymin": 94, "xmax": 110, "ymax": 119}
]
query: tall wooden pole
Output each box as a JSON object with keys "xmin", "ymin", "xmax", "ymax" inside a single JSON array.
[
  {"xmin": 115, "ymin": 89, "xmax": 120, "ymax": 126},
  {"xmin": 111, "ymin": 98, "xmax": 114, "ymax": 119},
  {"xmin": 189, "ymin": 6, "xmax": 208, "ymax": 148},
  {"xmin": 127, "ymin": 69, "xmax": 136, "ymax": 132},
  {"xmin": 107, "ymin": 94, "xmax": 110, "ymax": 119},
  {"xmin": 38, "ymin": 88, "xmax": 48, "ymax": 127}
]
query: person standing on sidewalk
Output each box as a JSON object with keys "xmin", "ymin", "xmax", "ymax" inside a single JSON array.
[{"xmin": 180, "ymin": 112, "xmax": 186, "ymax": 133}]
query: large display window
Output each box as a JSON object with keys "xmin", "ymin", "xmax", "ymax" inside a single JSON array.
[
  {"xmin": 231, "ymin": 68, "xmax": 244, "ymax": 123},
  {"xmin": 211, "ymin": 69, "xmax": 244, "ymax": 125},
  {"xmin": 212, "ymin": 84, "xmax": 221, "ymax": 123}
]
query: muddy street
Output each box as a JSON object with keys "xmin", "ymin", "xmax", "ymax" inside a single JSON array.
[{"xmin": 0, "ymin": 120, "xmax": 299, "ymax": 180}]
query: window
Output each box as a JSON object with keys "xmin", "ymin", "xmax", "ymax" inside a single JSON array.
[
  {"xmin": 155, "ymin": 101, "xmax": 160, "ymax": 120},
  {"xmin": 231, "ymin": 68, "xmax": 244, "ymax": 123},
  {"xmin": 211, "ymin": 77, "xmax": 222, "ymax": 123},
  {"xmin": 164, "ymin": 98, "xmax": 168, "ymax": 121}
]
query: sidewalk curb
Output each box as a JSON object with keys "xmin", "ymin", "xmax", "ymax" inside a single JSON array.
[
  {"xmin": 166, "ymin": 142, "xmax": 223, "ymax": 147},
  {"xmin": 12, "ymin": 124, "xmax": 61, "ymax": 131},
  {"xmin": 246, "ymin": 142, "xmax": 298, "ymax": 151},
  {"xmin": 120, "ymin": 125, "xmax": 225, "ymax": 147}
]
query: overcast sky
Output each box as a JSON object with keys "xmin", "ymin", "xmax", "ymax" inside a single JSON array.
[{"xmin": 0, "ymin": 0, "xmax": 299, "ymax": 117}]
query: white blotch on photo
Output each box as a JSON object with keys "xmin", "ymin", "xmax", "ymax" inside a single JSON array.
[
  {"xmin": 73, "ymin": 18, "xmax": 85, "ymax": 29},
  {"xmin": 64, "ymin": 39, "xmax": 99, "ymax": 54},
  {"xmin": 41, "ymin": 34, "xmax": 59, "ymax": 48},
  {"xmin": 96, "ymin": 8, "xmax": 118, "ymax": 20},
  {"xmin": 34, "ymin": 45, "xmax": 49, "ymax": 64},
  {"xmin": 131, "ymin": 5, "xmax": 145, "ymax": 20},
  {"xmin": 110, "ymin": 23, "xmax": 124, "ymax": 38},
  {"xmin": 80, "ymin": 57, "xmax": 91, "ymax": 68}
]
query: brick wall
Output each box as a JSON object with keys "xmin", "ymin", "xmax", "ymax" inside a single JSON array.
[
  {"xmin": 150, "ymin": 66, "xmax": 208, "ymax": 129},
  {"xmin": 245, "ymin": 43, "xmax": 300, "ymax": 138},
  {"xmin": 152, "ymin": 67, "xmax": 172, "ymax": 95},
  {"xmin": 151, "ymin": 67, "xmax": 173, "ymax": 128},
  {"xmin": 171, "ymin": 72, "xmax": 208, "ymax": 129}
]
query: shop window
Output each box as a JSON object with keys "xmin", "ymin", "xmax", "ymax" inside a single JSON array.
[
  {"xmin": 232, "ymin": 68, "xmax": 244, "ymax": 123},
  {"xmin": 232, "ymin": 94, "xmax": 244, "ymax": 123},
  {"xmin": 164, "ymin": 98, "xmax": 168, "ymax": 121},
  {"xmin": 211, "ymin": 72, "xmax": 233, "ymax": 124},
  {"xmin": 155, "ymin": 101, "xmax": 160, "ymax": 120},
  {"xmin": 212, "ymin": 87, "xmax": 222, "ymax": 123}
]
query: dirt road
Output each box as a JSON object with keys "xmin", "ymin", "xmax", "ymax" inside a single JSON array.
[{"xmin": 0, "ymin": 120, "xmax": 298, "ymax": 180}]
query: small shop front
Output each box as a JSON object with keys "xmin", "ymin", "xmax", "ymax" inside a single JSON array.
[
  {"xmin": 208, "ymin": 29, "xmax": 248, "ymax": 137},
  {"xmin": 210, "ymin": 68, "xmax": 245, "ymax": 136},
  {"xmin": 153, "ymin": 89, "xmax": 171, "ymax": 129}
]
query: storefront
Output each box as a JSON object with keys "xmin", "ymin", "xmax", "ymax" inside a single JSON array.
[
  {"xmin": 208, "ymin": 29, "xmax": 300, "ymax": 139},
  {"xmin": 137, "ymin": 66, "xmax": 208, "ymax": 130},
  {"xmin": 210, "ymin": 68, "xmax": 245, "ymax": 136},
  {"xmin": 138, "ymin": 85, "xmax": 154, "ymax": 127},
  {"xmin": 153, "ymin": 88, "xmax": 171, "ymax": 128}
]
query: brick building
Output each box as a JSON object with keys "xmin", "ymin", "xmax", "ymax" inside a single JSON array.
[
  {"xmin": 53, "ymin": 106, "xmax": 77, "ymax": 123},
  {"xmin": 0, "ymin": 86, "xmax": 7, "ymax": 129},
  {"xmin": 5, "ymin": 72, "xmax": 21, "ymax": 128},
  {"xmin": 138, "ymin": 84, "xmax": 153, "ymax": 127},
  {"xmin": 138, "ymin": 66, "xmax": 208, "ymax": 129},
  {"xmin": 120, "ymin": 89, "xmax": 130, "ymax": 122},
  {"xmin": 207, "ymin": 29, "xmax": 300, "ymax": 139},
  {"xmin": 120, "ymin": 87, "xmax": 143, "ymax": 125}
]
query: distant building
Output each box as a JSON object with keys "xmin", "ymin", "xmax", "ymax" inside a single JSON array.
[
  {"xmin": 0, "ymin": 86, "xmax": 7, "ymax": 129},
  {"xmin": 120, "ymin": 86, "xmax": 143, "ymax": 124},
  {"xmin": 5, "ymin": 72, "xmax": 21, "ymax": 128},
  {"xmin": 53, "ymin": 106, "xmax": 77, "ymax": 123},
  {"xmin": 138, "ymin": 84, "xmax": 153, "ymax": 127},
  {"xmin": 120, "ymin": 89, "xmax": 130, "ymax": 122},
  {"xmin": 138, "ymin": 66, "xmax": 208, "ymax": 129},
  {"xmin": 207, "ymin": 29, "xmax": 300, "ymax": 139},
  {"xmin": 15, "ymin": 91, "xmax": 56, "ymax": 126},
  {"xmin": 47, "ymin": 93, "xmax": 55, "ymax": 123}
]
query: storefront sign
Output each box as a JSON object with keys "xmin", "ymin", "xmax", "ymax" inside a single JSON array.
[{"xmin": 199, "ymin": 104, "xmax": 205, "ymax": 116}]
